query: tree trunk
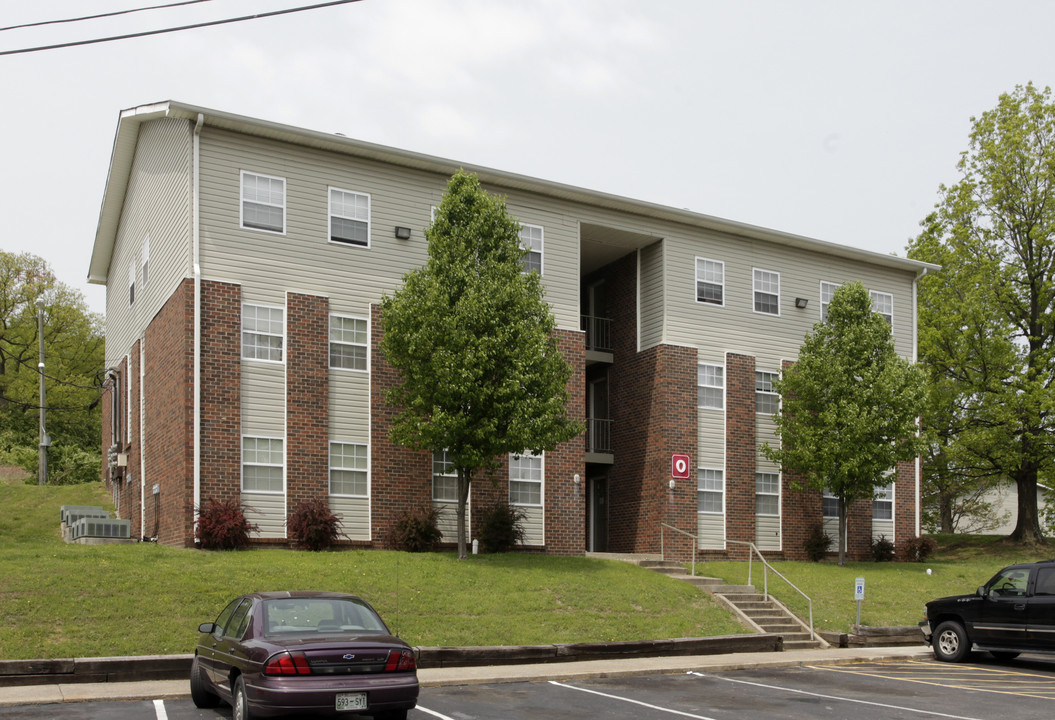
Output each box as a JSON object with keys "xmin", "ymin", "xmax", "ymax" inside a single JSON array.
[
  {"xmin": 455, "ymin": 469, "xmax": 471, "ymax": 560},
  {"xmin": 838, "ymin": 497, "xmax": 848, "ymax": 566},
  {"xmin": 939, "ymin": 493, "xmax": 954, "ymax": 534},
  {"xmin": 1010, "ymin": 465, "xmax": 1046, "ymax": 543}
]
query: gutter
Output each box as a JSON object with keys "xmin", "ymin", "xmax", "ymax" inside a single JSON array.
[
  {"xmin": 192, "ymin": 113, "xmax": 203, "ymax": 540},
  {"xmin": 912, "ymin": 266, "xmax": 931, "ymax": 538}
]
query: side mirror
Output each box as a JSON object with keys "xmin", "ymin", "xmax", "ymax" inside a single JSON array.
[
  {"xmin": 976, "ymin": 586, "xmax": 987, "ymax": 598},
  {"xmin": 198, "ymin": 622, "xmax": 218, "ymax": 634}
]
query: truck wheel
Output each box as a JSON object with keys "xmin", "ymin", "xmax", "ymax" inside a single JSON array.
[{"xmin": 933, "ymin": 621, "xmax": 970, "ymax": 662}]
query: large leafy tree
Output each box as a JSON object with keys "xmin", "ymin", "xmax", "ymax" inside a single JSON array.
[
  {"xmin": 763, "ymin": 281, "xmax": 927, "ymax": 565},
  {"xmin": 0, "ymin": 251, "xmax": 104, "ymax": 484},
  {"xmin": 908, "ymin": 83, "xmax": 1055, "ymax": 543},
  {"xmin": 379, "ymin": 171, "xmax": 582, "ymax": 559}
]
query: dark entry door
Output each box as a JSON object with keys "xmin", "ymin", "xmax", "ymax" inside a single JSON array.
[{"xmin": 589, "ymin": 476, "xmax": 608, "ymax": 552}]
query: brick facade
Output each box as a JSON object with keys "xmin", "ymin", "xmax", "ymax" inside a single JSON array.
[{"xmin": 286, "ymin": 293, "xmax": 330, "ymax": 518}]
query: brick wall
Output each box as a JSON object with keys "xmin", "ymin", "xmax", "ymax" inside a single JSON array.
[
  {"xmin": 286, "ymin": 293, "xmax": 330, "ymax": 524},
  {"xmin": 725, "ymin": 353, "xmax": 756, "ymax": 559},
  {"xmin": 894, "ymin": 458, "xmax": 917, "ymax": 544}
]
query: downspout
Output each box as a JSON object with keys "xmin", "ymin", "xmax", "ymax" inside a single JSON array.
[
  {"xmin": 912, "ymin": 266, "xmax": 930, "ymax": 538},
  {"xmin": 193, "ymin": 113, "xmax": 204, "ymax": 542},
  {"xmin": 140, "ymin": 341, "xmax": 145, "ymax": 540}
]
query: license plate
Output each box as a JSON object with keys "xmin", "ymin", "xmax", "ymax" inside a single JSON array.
[{"xmin": 335, "ymin": 692, "xmax": 367, "ymax": 712}]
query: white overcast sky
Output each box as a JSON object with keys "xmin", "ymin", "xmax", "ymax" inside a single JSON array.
[{"xmin": 2, "ymin": 0, "xmax": 1051, "ymax": 316}]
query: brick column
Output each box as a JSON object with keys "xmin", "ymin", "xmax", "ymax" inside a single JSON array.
[
  {"xmin": 286, "ymin": 293, "xmax": 330, "ymax": 522},
  {"xmin": 725, "ymin": 353, "xmax": 756, "ymax": 559},
  {"xmin": 542, "ymin": 328, "xmax": 586, "ymax": 555}
]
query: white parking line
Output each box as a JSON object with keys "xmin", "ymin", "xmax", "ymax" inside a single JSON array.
[
  {"xmin": 416, "ymin": 705, "xmax": 457, "ymax": 720},
  {"xmin": 688, "ymin": 672, "xmax": 986, "ymax": 720},
  {"xmin": 549, "ymin": 680, "xmax": 720, "ymax": 719},
  {"xmin": 153, "ymin": 699, "xmax": 168, "ymax": 720}
]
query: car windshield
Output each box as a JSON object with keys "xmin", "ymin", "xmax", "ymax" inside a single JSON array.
[{"xmin": 262, "ymin": 597, "xmax": 389, "ymax": 636}]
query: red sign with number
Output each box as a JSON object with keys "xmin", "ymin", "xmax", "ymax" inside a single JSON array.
[{"xmin": 671, "ymin": 454, "xmax": 690, "ymax": 479}]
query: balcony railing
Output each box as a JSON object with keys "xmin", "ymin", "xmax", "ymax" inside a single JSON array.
[
  {"xmin": 581, "ymin": 315, "xmax": 612, "ymax": 352},
  {"xmin": 586, "ymin": 417, "xmax": 612, "ymax": 453}
]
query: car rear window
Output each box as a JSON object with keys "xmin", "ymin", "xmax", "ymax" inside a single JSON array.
[{"xmin": 262, "ymin": 597, "xmax": 388, "ymax": 636}]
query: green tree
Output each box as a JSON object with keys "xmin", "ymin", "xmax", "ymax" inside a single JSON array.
[
  {"xmin": 379, "ymin": 171, "xmax": 582, "ymax": 559},
  {"xmin": 908, "ymin": 83, "xmax": 1055, "ymax": 543},
  {"xmin": 0, "ymin": 251, "xmax": 103, "ymax": 484},
  {"xmin": 762, "ymin": 281, "xmax": 927, "ymax": 565}
]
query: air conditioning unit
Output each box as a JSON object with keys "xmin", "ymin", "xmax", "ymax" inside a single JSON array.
[
  {"xmin": 116, "ymin": 453, "xmax": 128, "ymax": 467},
  {"xmin": 61, "ymin": 505, "xmax": 108, "ymax": 525},
  {"xmin": 71, "ymin": 517, "xmax": 130, "ymax": 540}
]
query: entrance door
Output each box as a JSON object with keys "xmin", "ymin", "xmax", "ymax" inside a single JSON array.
[{"xmin": 589, "ymin": 476, "xmax": 609, "ymax": 552}]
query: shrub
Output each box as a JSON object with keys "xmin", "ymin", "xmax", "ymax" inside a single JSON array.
[
  {"xmin": 802, "ymin": 521, "xmax": 832, "ymax": 561},
  {"xmin": 195, "ymin": 497, "xmax": 256, "ymax": 550},
  {"xmin": 898, "ymin": 535, "xmax": 938, "ymax": 563},
  {"xmin": 871, "ymin": 534, "xmax": 895, "ymax": 562},
  {"xmin": 288, "ymin": 497, "xmax": 346, "ymax": 551},
  {"xmin": 476, "ymin": 501, "xmax": 526, "ymax": 553},
  {"xmin": 387, "ymin": 505, "xmax": 442, "ymax": 552}
]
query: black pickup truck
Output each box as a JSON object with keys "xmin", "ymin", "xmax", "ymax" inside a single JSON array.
[{"xmin": 921, "ymin": 559, "xmax": 1055, "ymax": 662}]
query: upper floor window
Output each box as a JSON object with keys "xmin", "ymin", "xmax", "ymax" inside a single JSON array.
[
  {"xmin": 329, "ymin": 188, "xmax": 370, "ymax": 247},
  {"xmin": 755, "ymin": 371, "xmax": 780, "ymax": 415},
  {"xmin": 820, "ymin": 281, "xmax": 839, "ymax": 322},
  {"xmin": 141, "ymin": 236, "xmax": 150, "ymax": 288},
  {"xmin": 128, "ymin": 261, "xmax": 136, "ymax": 307},
  {"xmin": 870, "ymin": 290, "xmax": 893, "ymax": 325},
  {"xmin": 695, "ymin": 258, "xmax": 724, "ymax": 306},
  {"xmin": 755, "ymin": 472, "xmax": 780, "ymax": 516},
  {"xmin": 753, "ymin": 269, "xmax": 780, "ymax": 315},
  {"xmin": 241, "ymin": 171, "xmax": 285, "ymax": 233},
  {"xmin": 697, "ymin": 468, "xmax": 724, "ymax": 514},
  {"xmin": 509, "ymin": 452, "xmax": 543, "ymax": 506},
  {"xmin": 242, "ymin": 304, "xmax": 284, "ymax": 362},
  {"xmin": 432, "ymin": 451, "xmax": 458, "ymax": 502},
  {"xmin": 698, "ymin": 363, "xmax": 724, "ymax": 410},
  {"xmin": 520, "ymin": 224, "xmax": 543, "ymax": 274},
  {"xmin": 329, "ymin": 315, "xmax": 367, "ymax": 371},
  {"xmin": 242, "ymin": 436, "xmax": 284, "ymax": 493},
  {"xmin": 330, "ymin": 442, "xmax": 368, "ymax": 497},
  {"xmin": 873, "ymin": 481, "xmax": 894, "ymax": 520}
]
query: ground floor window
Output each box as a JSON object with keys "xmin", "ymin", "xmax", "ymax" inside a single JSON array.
[
  {"xmin": 242, "ymin": 436, "xmax": 284, "ymax": 492},
  {"xmin": 432, "ymin": 451, "xmax": 458, "ymax": 501},
  {"xmin": 755, "ymin": 472, "xmax": 780, "ymax": 515},
  {"xmin": 509, "ymin": 453, "xmax": 543, "ymax": 506},
  {"xmin": 873, "ymin": 482, "xmax": 894, "ymax": 520},
  {"xmin": 697, "ymin": 468, "xmax": 724, "ymax": 514},
  {"xmin": 329, "ymin": 442, "xmax": 367, "ymax": 497}
]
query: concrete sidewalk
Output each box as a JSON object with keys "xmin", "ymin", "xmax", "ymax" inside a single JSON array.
[{"xmin": 0, "ymin": 645, "xmax": 932, "ymax": 707}]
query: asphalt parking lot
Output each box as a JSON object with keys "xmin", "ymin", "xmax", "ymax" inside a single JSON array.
[{"xmin": 4, "ymin": 655, "xmax": 1055, "ymax": 720}]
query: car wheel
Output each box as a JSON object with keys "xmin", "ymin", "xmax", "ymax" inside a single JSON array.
[
  {"xmin": 233, "ymin": 676, "xmax": 253, "ymax": 720},
  {"xmin": 990, "ymin": 651, "xmax": 1020, "ymax": 661},
  {"xmin": 933, "ymin": 621, "xmax": 970, "ymax": 662},
  {"xmin": 189, "ymin": 655, "xmax": 220, "ymax": 708}
]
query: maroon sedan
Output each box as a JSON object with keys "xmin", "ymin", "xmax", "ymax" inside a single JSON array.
[{"xmin": 190, "ymin": 591, "xmax": 418, "ymax": 720}]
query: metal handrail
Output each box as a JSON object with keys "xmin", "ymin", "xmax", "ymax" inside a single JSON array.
[
  {"xmin": 659, "ymin": 523, "xmax": 697, "ymax": 577},
  {"xmin": 726, "ymin": 539, "xmax": 817, "ymax": 644}
]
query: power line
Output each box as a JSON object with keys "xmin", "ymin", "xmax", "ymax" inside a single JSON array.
[
  {"xmin": 0, "ymin": 0, "xmax": 361, "ymax": 56},
  {"xmin": 0, "ymin": 0, "xmax": 218, "ymax": 33}
]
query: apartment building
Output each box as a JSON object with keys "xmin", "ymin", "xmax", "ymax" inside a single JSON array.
[{"xmin": 89, "ymin": 101, "xmax": 935, "ymax": 559}]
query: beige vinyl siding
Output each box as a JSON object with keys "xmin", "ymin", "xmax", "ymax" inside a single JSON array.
[
  {"xmin": 434, "ymin": 501, "xmax": 462, "ymax": 543},
  {"xmin": 196, "ymin": 128, "xmax": 579, "ymax": 330},
  {"xmin": 756, "ymin": 516, "xmax": 781, "ymax": 550},
  {"xmin": 241, "ymin": 362, "xmax": 285, "ymax": 436},
  {"xmin": 698, "ymin": 513, "xmax": 725, "ymax": 550},
  {"xmin": 104, "ymin": 117, "xmax": 193, "ymax": 367},
  {"xmin": 243, "ymin": 491, "xmax": 285, "ymax": 539},
  {"xmin": 824, "ymin": 517, "xmax": 844, "ymax": 553},
  {"xmin": 660, "ymin": 233, "xmax": 917, "ymax": 368},
  {"xmin": 638, "ymin": 242, "xmax": 665, "ymax": 350},
  {"xmin": 329, "ymin": 497, "xmax": 369, "ymax": 541},
  {"xmin": 521, "ymin": 506, "xmax": 544, "ymax": 546},
  {"xmin": 330, "ymin": 372, "xmax": 369, "ymax": 438},
  {"xmin": 872, "ymin": 518, "xmax": 895, "ymax": 543}
]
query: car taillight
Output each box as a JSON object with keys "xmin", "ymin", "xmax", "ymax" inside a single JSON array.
[
  {"xmin": 384, "ymin": 649, "xmax": 416, "ymax": 672},
  {"xmin": 264, "ymin": 651, "xmax": 312, "ymax": 675}
]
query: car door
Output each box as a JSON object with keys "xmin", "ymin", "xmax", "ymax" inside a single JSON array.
[
  {"xmin": 971, "ymin": 567, "xmax": 1031, "ymax": 648},
  {"xmin": 1026, "ymin": 566, "xmax": 1055, "ymax": 651},
  {"xmin": 199, "ymin": 598, "xmax": 242, "ymax": 685},
  {"xmin": 212, "ymin": 598, "xmax": 254, "ymax": 687}
]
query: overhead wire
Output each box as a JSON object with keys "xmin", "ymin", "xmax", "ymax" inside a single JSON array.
[
  {"xmin": 0, "ymin": 0, "xmax": 218, "ymax": 33},
  {"xmin": 0, "ymin": 0, "xmax": 362, "ymax": 56}
]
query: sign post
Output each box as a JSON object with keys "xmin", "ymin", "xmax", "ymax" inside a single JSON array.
[{"xmin": 854, "ymin": 577, "xmax": 865, "ymax": 627}]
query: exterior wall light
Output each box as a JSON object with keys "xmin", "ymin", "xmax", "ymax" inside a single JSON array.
[
  {"xmin": 795, "ymin": 297, "xmax": 809, "ymax": 309},
  {"xmin": 394, "ymin": 226, "xmax": 412, "ymax": 240}
]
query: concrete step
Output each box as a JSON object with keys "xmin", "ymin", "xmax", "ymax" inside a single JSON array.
[
  {"xmin": 783, "ymin": 638, "xmax": 822, "ymax": 650},
  {"xmin": 710, "ymin": 585, "xmax": 757, "ymax": 594}
]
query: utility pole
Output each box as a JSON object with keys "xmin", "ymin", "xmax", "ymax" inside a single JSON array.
[{"xmin": 36, "ymin": 297, "xmax": 49, "ymax": 485}]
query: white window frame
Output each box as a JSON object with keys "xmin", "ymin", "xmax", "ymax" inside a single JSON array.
[
  {"xmin": 820, "ymin": 281, "xmax": 839, "ymax": 322},
  {"xmin": 755, "ymin": 371, "xmax": 780, "ymax": 415},
  {"xmin": 753, "ymin": 268, "xmax": 780, "ymax": 316},
  {"xmin": 329, "ymin": 314, "xmax": 368, "ymax": 372},
  {"xmin": 141, "ymin": 235, "xmax": 150, "ymax": 288},
  {"xmin": 432, "ymin": 451, "xmax": 459, "ymax": 502},
  {"xmin": 695, "ymin": 257, "xmax": 725, "ymax": 306},
  {"xmin": 697, "ymin": 468, "xmax": 724, "ymax": 514},
  {"xmin": 241, "ymin": 436, "xmax": 284, "ymax": 494},
  {"xmin": 240, "ymin": 171, "xmax": 286, "ymax": 234},
  {"xmin": 509, "ymin": 452, "xmax": 543, "ymax": 507},
  {"xmin": 241, "ymin": 301, "xmax": 284, "ymax": 361},
  {"xmin": 128, "ymin": 261, "xmax": 136, "ymax": 307},
  {"xmin": 755, "ymin": 472, "xmax": 781, "ymax": 516},
  {"xmin": 697, "ymin": 363, "xmax": 724, "ymax": 410},
  {"xmin": 519, "ymin": 224, "xmax": 544, "ymax": 275},
  {"xmin": 870, "ymin": 290, "xmax": 894, "ymax": 325},
  {"xmin": 329, "ymin": 441, "xmax": 368, "ymax": 498},
  {"xmin": 329, "ymin": 187, "xmax": 370, "ymax": 247},
  {"xmin": 873, "ymin": 480, "xmax": 894, "ymax": 520}
]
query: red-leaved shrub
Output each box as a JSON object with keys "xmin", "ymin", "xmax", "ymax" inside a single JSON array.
[
  {"xmin": 288, "ymin": 497, "xmax": 345, "ymax": 551},
  {"xmin": 195, "ymin": 497, "xmax": 256, "ymax": 550}
]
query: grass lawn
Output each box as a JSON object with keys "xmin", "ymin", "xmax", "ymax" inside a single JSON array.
[{"xmin": 3, "ymin": 477, "xmax": 1050, "ymax": 660}]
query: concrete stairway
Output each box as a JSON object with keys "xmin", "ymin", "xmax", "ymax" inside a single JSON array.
[{"xmin": 636, "ymin": 559, "xmax": 825, "ymax": 650}]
